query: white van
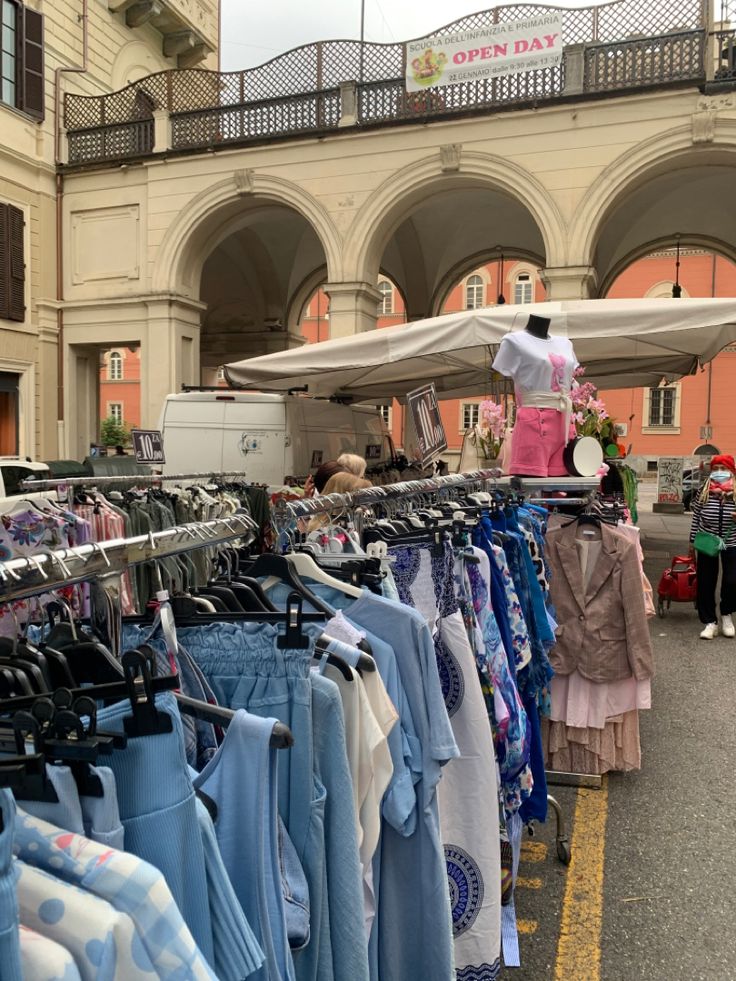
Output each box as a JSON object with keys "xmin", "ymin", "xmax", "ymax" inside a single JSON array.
[{"xmin": 158, "ymin": 392, "xmax": 393, "ymax": 487}]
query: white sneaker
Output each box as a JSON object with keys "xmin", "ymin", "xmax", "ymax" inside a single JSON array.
[
  {"xmin": 700, "ymin": 622, "xmax": 719, "ymax": 640},
  {"xmin": 722, "ymin": 615, "xmax": 735, "ymax": 638}
]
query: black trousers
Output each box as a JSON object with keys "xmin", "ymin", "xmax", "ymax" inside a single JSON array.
[{"xmin": 696, "ymin": 547, "xmax": 736, "ymax": 623}]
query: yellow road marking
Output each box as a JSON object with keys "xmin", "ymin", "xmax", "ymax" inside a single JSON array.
[
  {"xmin": 520, "ymin": 841, "xmax": 548, "ymax": 862},
  {"xmin": 516, "ymin": 876, "xmax": 543, "ymax": 890},
  {"xmin": 517, "ymin": 919, "xmax": 539, "ymax": 934},
  {"xmin": 554, "ymin": 778, "xmax": 609, "ymax": 981}
]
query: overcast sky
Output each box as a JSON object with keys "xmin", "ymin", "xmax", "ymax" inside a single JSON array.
[{"xmin": 221, "ymin": 0, "xmax": 606, "ymax": 71}]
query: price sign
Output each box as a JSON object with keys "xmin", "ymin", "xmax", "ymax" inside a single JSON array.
[
  {"xmin": 406, "ymin": 383, "xmax": 447, "ymax": 468},
  {"xmin": 131, "ymin": 429, "xmax": 165, "ymax": 465},
  {"xmin": 657, "ymin": 456, "xmax": 684, "ymax": 505}
]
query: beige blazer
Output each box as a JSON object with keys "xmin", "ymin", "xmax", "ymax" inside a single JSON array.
[{"xmin": 546, "ymin": 521, "xmax": 654, "ymax": 684}]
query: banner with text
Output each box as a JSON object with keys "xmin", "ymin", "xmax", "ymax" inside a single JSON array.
[{"xmin": 405, "ymin": 14, "xmax": 563, "ymax": 92}]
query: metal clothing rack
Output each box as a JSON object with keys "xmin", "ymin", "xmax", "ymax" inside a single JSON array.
[
  {"xmin": 273, "ymin": 468, "xmax": 505, "ymax": 528},
  {"xmin": 0, "ymin": 514, "xmax": 256, "ymax": 604},
  {"xmin": 19, "ymin": 471, "xmax": 251, "ymax": 493}
]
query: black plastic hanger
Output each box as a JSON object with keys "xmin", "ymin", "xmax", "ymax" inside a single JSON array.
[
  {"xmin": 0, "ymin": 668, "xmax": 180, "ymax": 715},
  {"xmin": 241, "ymin": 554, "xmax": 336, "ymax": 616},
  {"xmin": 313, "ymin": 637, "xmax": 353, "ymax": 681},
  {"xmin": 233, "ymin": 576, "xmax": 279, "ymax": 612}
]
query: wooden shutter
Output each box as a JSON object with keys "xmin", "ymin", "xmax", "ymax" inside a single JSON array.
[
  {"xmin": 21, "ymin": 7, "xmax": 44, "ymax": 121},
  {"xmin": 7, "ymin": 205, "xmax": 25, "ymax": 323}
]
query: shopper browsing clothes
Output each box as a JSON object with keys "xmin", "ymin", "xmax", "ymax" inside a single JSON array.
[{"xmin": 689, "ymin": 454, "xmax": 736, "ymax": 639}]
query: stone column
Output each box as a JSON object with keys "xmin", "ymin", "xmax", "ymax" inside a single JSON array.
[
  {"xmin": 142, "ymin": 296, "xmax": 204, "ymax": 428},
  {"xmin": 63, "ymin": 343, "xmax": 100, "ymax": 460},
  {"xmin": 540, "ymin": 265, "xmax": 598, "ymax": 300},
  {"xmin": 36, "ymin": 302, "xmax": 61, "ymax": 458},
  {"xmin": 152, "ymin": 109, "xmax": 172, "ymax": 152},
  {"xmin": 323, "ymin": 281, "xmax": 381, "ymax": 337}
]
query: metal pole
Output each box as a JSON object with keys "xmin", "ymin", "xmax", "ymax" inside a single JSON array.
[
  {"xmin": 359, "ymin": 0, "xmax": 366, "ymax": 83},
  {"xmin": 706, "ymin": 251, "xmax": 717, "ymax": 426}
]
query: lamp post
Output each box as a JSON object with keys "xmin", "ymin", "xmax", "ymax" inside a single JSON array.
[{"xmin": 672, "ymin": 235, "xmax": 682, "ymax": 298}]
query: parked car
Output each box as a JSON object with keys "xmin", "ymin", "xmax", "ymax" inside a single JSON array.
[{"xmin": 0, "ymin": 457, "xmax": 50, "ymax": 498}]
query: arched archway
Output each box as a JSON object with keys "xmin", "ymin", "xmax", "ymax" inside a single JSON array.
[
  {"xmin": 152, "ymin": 174, "xmax": 341, "ymax": 373},
  {"xmin": 153, "ymin": 173, "xmax": 343, "ymax": 297},
  {"xmin": 343, "ymin": 151, "xmax": 564, "ymax": 320},
  {"xmin": 569, "ymin": 121, "xmax": 736, "ymax": 291}
]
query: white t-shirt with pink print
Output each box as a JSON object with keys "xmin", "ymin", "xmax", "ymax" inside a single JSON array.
[{"xmin": 492, "ymin": 330, "xmax": 579, "ymax": 398}]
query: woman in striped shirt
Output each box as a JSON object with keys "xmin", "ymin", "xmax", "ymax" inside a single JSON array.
[{"xmin": 689, "ymin": 454, "xmax": 736, "ymax": 639}]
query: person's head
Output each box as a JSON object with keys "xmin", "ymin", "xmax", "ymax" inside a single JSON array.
[
  {"xmin": 306, "ymin": 473, "xmax": 372, "ymax": 533},
  {"xmin": 700, "ymin": 454, "xmax": 735, "ymax": 499},
  {"xmin": 336, "ymin": 452, "xmax": 367, "ymax": 478},
  {"xmin": 312, "ymin": 460, "xmax": 346, "ymax": 494},
  {"xmin": 710, "ymin": 454, "xmax": 735, "ymax": 476},
  {"xmin": 114, "ymin": 445, "xmax": 125, "ymax": 455},
  {"xmin": 321, "ymin": 472, "xmax": 371, "ymax": 496}
]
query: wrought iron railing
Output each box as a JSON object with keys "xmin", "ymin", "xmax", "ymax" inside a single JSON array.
[
  {"xmin": 713, "ymin": 29, "xmax": 736, "ymax": 79},
  {"xmin": 356, "ymin": 63, "xmax": 566, "ymax": 126},
  {"xmin": 63, "ymin": 0, "xmax": 710, "ymax": 165},
  {"xmin": 584, "ymin": 29, "xmax": 706, "ymax": 91},
  {"xmin": 170, "ymin": 88, "xmax": 341, "ymax": 149},
  {"xmin": 67, "ymin": 119, "xmax": 153, "ymax": 166}
]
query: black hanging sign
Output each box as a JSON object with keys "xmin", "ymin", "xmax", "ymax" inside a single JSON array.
[
  {"xmin": 406, "ymin": 383, "xmax": 447, "ymax": 468},
  {"xmin": 131, "ymin": 429, "xmax": 165, "ymax": 465}
]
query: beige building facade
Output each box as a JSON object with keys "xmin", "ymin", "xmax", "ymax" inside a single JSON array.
[
  {"xmin": 0, "ymin": 0, "xmax": 217, "ymax": 460},
  {"xmin": 3, "ymin": 0, "xmax": 736, "ymax": 460}
]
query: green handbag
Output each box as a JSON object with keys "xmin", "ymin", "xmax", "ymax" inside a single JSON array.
[{"xmin": 693, "ymin": 529, "xmax": 725, "ymax": 557}]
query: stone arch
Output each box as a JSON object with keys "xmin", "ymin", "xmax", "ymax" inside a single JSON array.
[
  {"xmin": 570, "ymin": 117, "xmax": 736, "ymax": 280},
  {"xmin": 286, "ymin": 264, "xmax": 329, "ymax": 334},
  {"xmin": 111, "ymin": 41, "xmax": 169, "ymax": 90},
  {"xmin": 599, "ymin": 233, "xmax": 736, "ymax": 297},
  {"xmin": 344, "ymin": 150, "xmax": 567, "ymax": 285},
  {"xmin": 152, "ymin": 172, "xmax": 344, "ymax": 296}
]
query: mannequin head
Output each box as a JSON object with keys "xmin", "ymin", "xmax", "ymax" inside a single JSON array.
[{"xmin": 524, "ymin": 314, "xmax": 551, "ymax": 339}]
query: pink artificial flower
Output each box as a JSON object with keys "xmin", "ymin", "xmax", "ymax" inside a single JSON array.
[{"xmin": 572, "ymin": 382, "xmax": 597, "ymax": 408}]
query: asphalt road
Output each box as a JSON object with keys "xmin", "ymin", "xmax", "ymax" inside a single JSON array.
[{"xmin": 509, "ymin": 505, "xmax": 736, "ymax": 980}]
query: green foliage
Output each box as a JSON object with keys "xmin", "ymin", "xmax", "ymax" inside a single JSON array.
[{"xmin": 99, "ymin": 416, "xmax": 130, "ymax": 447}]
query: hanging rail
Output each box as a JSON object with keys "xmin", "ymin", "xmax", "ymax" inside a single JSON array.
[
  {"xmin": 273, "ymin": 469, "xmax": 601, "ymax": 526},
  {"xmin": 273, "ymin": 468, "xmax": 505, "ymax": 526},
  {"xmin": 0, "ymin": 514, "xmax": 256, "ymax": 604},
  {"xmin": 19, "ymin": 471, "xmax": 252, "ymax": 492}
]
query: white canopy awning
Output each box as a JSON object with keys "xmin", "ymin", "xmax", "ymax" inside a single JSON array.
[{"xmin": 224, "ymin": 298, "xmax": 736, "ymax": 401}]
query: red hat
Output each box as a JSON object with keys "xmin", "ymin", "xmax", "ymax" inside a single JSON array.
[{"xmin": 711, "ymin": 454, "xmax": 736, "ymax": 472}]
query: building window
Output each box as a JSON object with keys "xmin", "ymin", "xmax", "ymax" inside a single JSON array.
[
  {"xmin": 461, "ymin": 402, "xmax": 480, "ymax": 431},
  {"xmin": 0, "ymin": 1, "xmax": 44, "ymax": 119},
  {"xmin": 648, "ymin": 385, "xmax": 677, "ymax": 427},
  {"xmin": 108, "ymin": 351, "xmax": 123, "ymax": 381},
  {"xmin": 0, "ymin": 202, "xmax": 25, "ymax": 322},
  {"xmin": 1, "ymin": 1, "xmax": 17, "ymax": 107},
  {"xmin": 378, "ymin": 281, "xmax": 393, "ymax": 315},
  {"xmin": 514, "ymin": 272, "xmax": 533, "ymax": 304},
  {"xmin": 377, "ymin": 403, "xmax": 392, "ymax": 427},
  {"xmin": 465, "ymin": 275, "xmax": 484, "ymax": 310},
  {"xmin": 108, "ymin": 402, "xmax": 123, "ymax": 424}
]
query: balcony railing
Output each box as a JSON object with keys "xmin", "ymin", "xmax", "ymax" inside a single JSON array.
[
  {"xmin": 170, "ymin": 88, "xmax": 341, "ymax": 149},
  {"xmin": 356, "ymin": 62, "xmax": 566, "ymax": 126},
  {"xmin": 713, "ymin": 29, "xmax": 736, "ymax": 80},
  {"xmin": 64, "ymin": 0, "xmax": 711, "ymax": 166},
  {"xmin": 584, "ymin": 29, "xmax": 706, "ymax": 91}
]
